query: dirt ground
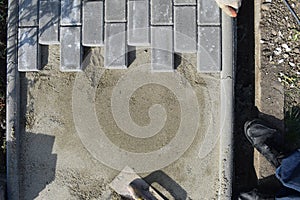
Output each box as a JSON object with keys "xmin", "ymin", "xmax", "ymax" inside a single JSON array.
[
  {"xmin": 260, "ymin": 0, "xmax": 300, "ymax": 149},
  {"xmin": 18, "ymin": 46, "xmax": 222, "ymax": 199},
  {"xmin": 260, "ymin": 0, "xmax": 300, "ymax": 109}
]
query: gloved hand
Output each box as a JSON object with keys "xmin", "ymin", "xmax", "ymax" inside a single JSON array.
[{"xmin": 215, "ymin": 0, "xmax": 242, "ymax": 17}]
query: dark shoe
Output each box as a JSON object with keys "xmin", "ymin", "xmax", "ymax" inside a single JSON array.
[
  {"xmin": 244, "ymin": 119, "xmax": 285, "ymax": 168},
  {"xmin": 238, "ymin": 189, "xmax": 275, "ymax": 200}
]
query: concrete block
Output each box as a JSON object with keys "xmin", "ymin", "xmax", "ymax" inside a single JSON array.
[
  {"xmin": 197, "ymin": 26, "xmax": 221, "ymax": 72},
  {"xmin": 61, "ymin": 0, "xmax": 81, "ymax": 26},
  {"xmin": 19, "ymin": 0, "xmax": 38, "ymax": 26},
  {"xmin": 105, "ymin": 0, "xmax": 126, "ymax": 22},
  {"xmin": 60, "ymin": 27, "xmax": 82, "ymax": 71},
  {"xmin": 151, "ymin": 26, "xmax": 174, "ymax": 71},
  {"xmin": 82, "ymin": 0, "xmax": 104, "ymax": 47},
  {"xmin": 197, "ymin": 0, "xmax": 220, "ymax": 25},
  {"xmin": 39, "ymin": 0, "xmax": 60, "ymax": 45},
  {"xmin": 128, "ymin": 0, "xmax": 150, "ymax": 46},
  {"xmin": 254, "ymin": 149, "xmax": 276, "ymax": 179},
  {"xmin": 151, "ymin": 0, "xmax": 173, "ymax": 25},
  {"xmin": 174, "ymin": 0, "xmax": 196, "ymax": 5},
  {"xmin": 174, "ymin": 6, "xmax": 197, "ymax": 53},
  {"xmin": 18, "ymin": 27, "xmax": 40, "ymax": 71},
  {"xmin": 105, "ymin": 23, "xmax": 127, "ymax": 69}
]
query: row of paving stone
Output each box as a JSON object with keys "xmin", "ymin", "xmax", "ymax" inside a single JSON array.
[{"xmin": 18, "ymin": 0, "xmax": 222, "ymax": 72}]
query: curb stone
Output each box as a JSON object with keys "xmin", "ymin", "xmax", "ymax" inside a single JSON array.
[
  {"xmin": 218, "ymin": 12, "xmax": 235, "ymax": 199},
  {"xmin": 254, "ymin": 0, "xmax": 284, "ymax": 179}
]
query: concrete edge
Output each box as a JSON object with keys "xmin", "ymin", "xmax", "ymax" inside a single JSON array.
[
  {"xmin": 254, "ymin": 0, "xmax": 262, "ymax": 110},
  {"xmin": 218, "ymin": 13, "xmax": 235, "ymax": 199},
  {"xmin": 253, "ymin": 0, "xmax": 279, "ymax": 179},
  {"xmin": 6, "ymin": 0, "xmax": 20, "ymax": 199}
]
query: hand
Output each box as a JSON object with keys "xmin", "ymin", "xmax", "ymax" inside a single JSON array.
[{"xmin": 215, "ymin": 0, "xmax": 242, "ymax": 17}]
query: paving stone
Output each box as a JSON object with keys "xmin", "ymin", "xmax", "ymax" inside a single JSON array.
[
  {"xmin": 82, "ymin": 0, "xmax": 104, "ymax": 47},
  {"xmin": 197, "ymin": 0, "xmax": 220, "ymax": 25},
  {"xmin": 61, "ymin": 0, "xmax": 81, "ymax": 26},
  {"xmin": 151, "ymin": 0, "xmax": 173, "ymax": 25},
  {"xmin": 174, "ymin": 0, "xmax": 196, "ymax": 5},
  {"xmin": 18, "ymin": 27, "xmax": 40, "ymax": 71},
  {"xmin": 174, "ymin": 6, "xmax": 197, "ymax": 53},
  {"xmin": 128, "ymin": 0, "xmax": 150, "ymax": 46},
  {"xmin": 19, "ymin": 0, "xmax": 38, "ymax": 26},
  {"xmin": 39, "ymin": 0, "xmax": 60, "ymax": 45},
  {"xmin": 60, "ymin": 27, "xmax": 82, "ymax": 71},
  {"xmin": 105, "ymin": 0, "xmax": 126, "ymax": 22},
  {"xmin": 105, "ymin": 23, "xmax": 127, "ymax": 69},
  {"xmin": 197, "ymin": 26, "xmax": 221, "ymax": 72},
  {"xmin": 151, "ymin": 26, "xmax": 174, "ymax": 71}
]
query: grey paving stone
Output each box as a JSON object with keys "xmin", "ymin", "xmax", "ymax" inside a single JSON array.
[
  {"xmin": 174, "ymin": 6, "xmax": 197, "ymax": 53},
  {"xmin": 151, "ymin": 0, "xmax": 173, "ymax": 25},
  {"xmin": 61, "ymin": 0, "xmax": 81, "ymax": 26},
  {"xmin": 39, "ymin": 0, "xmax": 60, "ymax": 45},
  {"xmin": 60, "ymin": 27, "xmax": 82, "ymax": 71},
  {"xmin": 151, "ymin": 26, "xmax": 174, "ymax": 71},
  {"xmin": 197, "ymin": 26, "xmax": 221, "ymax": 72},
  {"xmin": 128, "ymin": 0, "xmax": 150, "ymax": 46},
  {"xmin": 18, "ymin": 27, "xmax": 40, "ymax": 71},
  {"xmin": 105, "ymin": 23, "xmax": 127, "ymax": 69},
  {"xmin": 19, "ymin": 0, "xmax": 38, "ymax": 26},
  {"xmin": 197, "ymin": 0, "xmax": 220, "ymax": 25},
  {"xmin": 82, "ymin": 0, "xmax": 104, "ymax": 47},
  {"xmin": 174, "ymin": 0, "xmax": 196, "ymax": 5},
  {"xmin": 105, "ymin": 0, "xmax": 126, "ymax": 22}
]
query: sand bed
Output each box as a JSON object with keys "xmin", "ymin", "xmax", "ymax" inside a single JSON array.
[{"xmin": 19, "ymin": 46, "xmax": 222, "ymax": 199}]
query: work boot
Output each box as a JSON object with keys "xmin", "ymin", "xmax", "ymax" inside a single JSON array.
[{"xmin": 244, "ymin": 119, "xmax": 285, "ymax": 168}]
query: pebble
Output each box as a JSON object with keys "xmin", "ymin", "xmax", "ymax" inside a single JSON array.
[
  {"xmin": 274, "ymin": 47, "xmax": 282, "ymax": 55},
  {"xmin": 294, "ymin": 48, "xmax": 300, "ymax": 54},
  {"xmin": 289, "ymin": 62, "xmax": 295, "ymax": 67},
  {"xmin": 283, "ymin": 54, "xmax": 289, "ymax": 58},
  {"xmin": 271, "ymin": 30, "xmax": 277, "ymax": 36},
  {"xmin": 282, "ymin": 44, "xmax": 292, "ymax": 52},
  {"xmin": 278, "ymin": 59, "xmax": 284, "ymax": 64}
]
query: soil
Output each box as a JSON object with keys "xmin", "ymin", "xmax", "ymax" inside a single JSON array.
[
  {"xmin": 260, "ymin": 0, "xmax": 300, "ymax": 150},
  {"xmin": 260, "ymin": 0, "xmax": 300, "ymax": 109},
  {"xmin": 233, "ymin": 0, "xmax": 259, "ymax": 195}
]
